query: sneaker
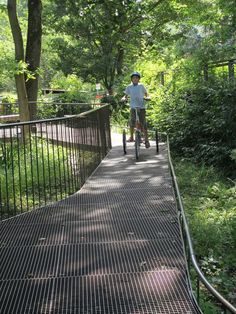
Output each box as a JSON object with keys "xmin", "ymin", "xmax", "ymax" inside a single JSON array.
[{"xmin": 145, "ymin": 141, "xmax": 150, "ymax": 148}]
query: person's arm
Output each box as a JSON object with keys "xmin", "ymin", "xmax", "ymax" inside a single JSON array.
[
  {"xmin": 121, "ymin": 86, "xmax": 129, "ymax": 102},
  {"xmin": 121, "ymin": 94, "xmax": 128, "ymax": 102},
  {"xmin": 143, "ymin": 85, "xmax": 150, "ymax": 100}
]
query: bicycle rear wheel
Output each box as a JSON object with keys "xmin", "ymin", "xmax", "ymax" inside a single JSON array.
[
  {"xmin": 135, "ymin": 130, "xmax": 141, "ymax": 160},
  {"xmin": 122, "ymin": 129, "xmax": 127, "ymax": 155}
]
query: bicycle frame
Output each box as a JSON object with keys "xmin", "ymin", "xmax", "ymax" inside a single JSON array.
[
  {"xmin": 122, "ymin": 98, "xmax": 159, "ymax": 158},
  {"xmin": 134, "ymin": 108, "xmax": 142, "ymax": 160}
]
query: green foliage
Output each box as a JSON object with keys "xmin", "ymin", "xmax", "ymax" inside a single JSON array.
[
  {"xmin": 0, "ymin": 138, "xmax": 72, "ymax": 214},
  {"xmin": 50, "ymin": 73, "xmax": 93, "ymax": 92},
  {"xmin": 0, "ymin": 8, "xmax": 15, "ymax": 91},
  {"xmin": 100, "ymin": 95, "xmax": 117, "ymax": 106},
  {"xmin": 174, "ymin": 158, "xmax": 236, "ymax": 307},
  {"xmin": 44, "ymin": 0, "xmax": 175, "ymax": 92},
  {"xmin": 51, "ymin": 73, "xmax": 94, "ymax": 105},
  {"xmin": 0, "ymin": 95, "xmax": 17, "ymax": 115},
  {"xmin": 36, "ymin": 102, "xmax": 59, "ymax": 119},
  {"xmin": 150, "ymin": 81, "xmax": 236, "ymax": 174},
  {"xmin": 0, "ymin": 137, "xmax": 100, "ymax": 217},
  {"xmin": 230, "ymin": 149, "xmax": 236, "ymax": 162},
  {"xmin": 37, "ymin": 74, "xmax": 95, "ymax": 118},
  {"xmin": 37, "ymin": 99, "xmax": 92, "ymax": 119}
]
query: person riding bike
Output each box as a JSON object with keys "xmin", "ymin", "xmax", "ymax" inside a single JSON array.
[{"xmin": 122, "ymin": 71, "xmax": 150, "ymax": 148}]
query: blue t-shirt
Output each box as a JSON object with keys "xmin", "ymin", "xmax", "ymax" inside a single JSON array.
[{"xmin": 125, "ymin": 83, "xmax": 147, "ymax": 108}]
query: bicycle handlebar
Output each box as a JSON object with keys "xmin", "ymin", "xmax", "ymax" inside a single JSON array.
[{"xmin": 120, "ymin": 97, "xmax": 151, "ymax": 103}]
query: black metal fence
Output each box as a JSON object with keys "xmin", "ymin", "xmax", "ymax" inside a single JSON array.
[
  {"xmin": 0, "ymin": 105, "xmax": 111, "ymax": 220},
  {"xmin": 0, "ymin": 101, "xmax": 96, "ymax": 122}
]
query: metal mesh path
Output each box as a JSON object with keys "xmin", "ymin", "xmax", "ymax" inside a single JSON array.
[{"xmin": 0, "ymin": 140, "xmax": 202, "ymax": 313}]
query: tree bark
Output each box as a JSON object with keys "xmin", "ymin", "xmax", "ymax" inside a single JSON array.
[
  {"xmin": 7, "ymin": 0, "xmax": 30, "ymax": 122},
  {"xmin": 25, "ymin": 0, "xmax": 42, "ymax": 120},
  {"xmin": 116, "ymin": 46, "xmax": 124, "ymax": 75}
]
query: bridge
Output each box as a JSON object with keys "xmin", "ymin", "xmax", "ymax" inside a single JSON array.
[{"xmin": 0, "ymin": 105, "xmax": 235, "ymax": 313}]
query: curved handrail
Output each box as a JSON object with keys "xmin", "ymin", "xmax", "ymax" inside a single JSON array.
[
  {"xmin": 0, "ymin": 105, "xmax": 111, "ymax": 220},
  {"xmin": 166, "ymin": 135, "xmax": 236, "ymax": 314},
  {"xmin": 0, "ymin": 104, "xmax": 109, "ymax": 128}
]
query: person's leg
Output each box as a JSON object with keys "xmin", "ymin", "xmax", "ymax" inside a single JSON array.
[
  {"xmin": 127, "ymin": 109, "xmax": 135, "ymax": 142},
  {"xmin": 129, "ymin": 126, "xmax": 134, "ymax": 141},
  {"xmin": 140, "ymin": 109, "xmax": 150, "ymax": 148},
  {"xmin": 143, "ymin": 129, "xmax": 148, "ymax": 142},
  {"xmin": 144, "ymin": 129, "xmax": 150, "ymax": 148}
]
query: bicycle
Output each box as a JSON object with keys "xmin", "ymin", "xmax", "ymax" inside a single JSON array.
[
  {"xmin": 134, "ymin": 107, "xmax": 142, "ymax": 160},
  {"xmin": 122, "ymin": 98, "xmax": 159, "ymax": 160}
]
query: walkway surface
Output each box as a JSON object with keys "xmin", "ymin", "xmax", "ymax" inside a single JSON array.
[{"xmin": 0, "ymin": 135, "xmax": 201, "ymax": 313}]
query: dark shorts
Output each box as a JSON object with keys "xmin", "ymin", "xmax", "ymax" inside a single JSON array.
[{"xmin": 130, "ymin": 108, "xmax": 147, "ymax": 129}]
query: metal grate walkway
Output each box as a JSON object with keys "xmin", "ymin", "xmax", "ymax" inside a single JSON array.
[{"xmin": 0, "ymin": 137, "xmax": 202, "ymax": 313}]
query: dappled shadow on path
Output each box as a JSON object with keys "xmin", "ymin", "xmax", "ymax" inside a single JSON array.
[{"xmin": 0, "ymin": 142, "xmax": 201, "ymax": 313}]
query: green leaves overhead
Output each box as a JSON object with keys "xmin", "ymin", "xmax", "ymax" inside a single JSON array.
[
  {"xmin": 1, "ymin": 0, "xmax": 235, "ymax": 94},
  {"xmin": 45, "ymin": 0, "xmax": 170, "ymax": 92}
]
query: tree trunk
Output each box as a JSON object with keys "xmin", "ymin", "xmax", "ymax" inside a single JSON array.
[
  {"xmin": 116, "ymin": 46, "xmax": 124, "ymax": 75},
  {"xmin": 16, "ymin": 74, "xmax": 31, "ymax": 122},
  {"xmin": 103, "ymin": 72, "xmax": 114, "ymax": 95},
  {"xmin": 25, "ymin": 0, "xmax": 42, "ymax": 120},
  {"xmin": 7, "ymin": 0, "xmax": 30, "ymax": 122}
]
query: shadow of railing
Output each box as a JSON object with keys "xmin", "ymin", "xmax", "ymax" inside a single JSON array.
[{"xmin": 0, "ymin": 105, "xmax": 111, "ymax": 220}]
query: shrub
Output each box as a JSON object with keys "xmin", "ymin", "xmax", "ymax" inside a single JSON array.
[
  {"xmin": 151, "ymin": 81, "xmax": 236, "ymax": 174},
  {"xmin": 0, "ymin": 95, "xmax": 18, "ymax": 114}
]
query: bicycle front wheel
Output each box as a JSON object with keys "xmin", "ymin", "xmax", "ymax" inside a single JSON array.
[{"xmin": 135, "ymin": 130, "xmax": 140, "ymax": 160}]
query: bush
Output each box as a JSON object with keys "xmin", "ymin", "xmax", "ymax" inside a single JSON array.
[
  {"xmin": 174, "ymin": 158, "xmax": 236, "ymax": 307},
  {"xmin": 0, "ymin": 95, "xmax": 18, "ymax": 115},
  {"xmin": 37, "ymin": 74, "xmax": 94, "ymax": 118},
  {"xmin": 101, "ymin": 95, "xmax": 117, "ymax": 106},
  {"xmin": 151, "ymin": 81, "xmax": 236, "ymax": 174}
]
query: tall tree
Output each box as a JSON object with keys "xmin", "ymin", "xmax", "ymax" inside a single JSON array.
[
  {"xmin": 7, "ymin": 0, "xmax": 42, "ymax": 121},
  {"xmin": 25, "ymin": 0, "xmax": 42, "ymax": 120},
  {"xmin": 7, "ymin": 0, "xmax": 30, "ymax": 122},
  {"xmin": 47, "ymin": 0, "xmax": 166, "ymax": 94}
]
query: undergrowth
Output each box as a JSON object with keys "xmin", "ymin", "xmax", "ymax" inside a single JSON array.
[{"xmin": 174, "ymin": 157, "xmax": 236, "ymax": 312}]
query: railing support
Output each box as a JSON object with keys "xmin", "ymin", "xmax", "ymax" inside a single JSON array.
[{"xmin": 0, "ymin": 105, "xmax": 111, "ymax": 220}]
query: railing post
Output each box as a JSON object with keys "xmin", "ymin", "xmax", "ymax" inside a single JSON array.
[
  {"xmin": 0, "ymin": 105, "xmax": 113, "ymax": 220},
  {"xmin": 97, "ymin": 109, "xmax": 107, "ymax": 158},
  {"xmin": 197, "ymin": 277, "xmax": 200, "ymax": 304},
  {"xmin": 106, "ymin": 107, "xmax": 112, "ymax": 150}
]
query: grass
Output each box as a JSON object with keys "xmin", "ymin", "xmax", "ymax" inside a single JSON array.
[
  {"xmin": 0, "ymin": 137, "xmax": 100, "ymax": 218},
  {"xmin": 173, "ymin": 157, "xmax": 236, "ymax": 312}
]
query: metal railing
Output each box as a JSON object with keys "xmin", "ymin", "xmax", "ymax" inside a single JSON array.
[
  {"xmin": 0, "ymin": 101, "xmax": 98, "ymax": 120},
  {"xmin": 166, "ymin": 134, "xmax": 236, "ymax": 314},
  {"xmin": 0, "ymin": 104, "xmax": 111, "ymax": 220}
]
